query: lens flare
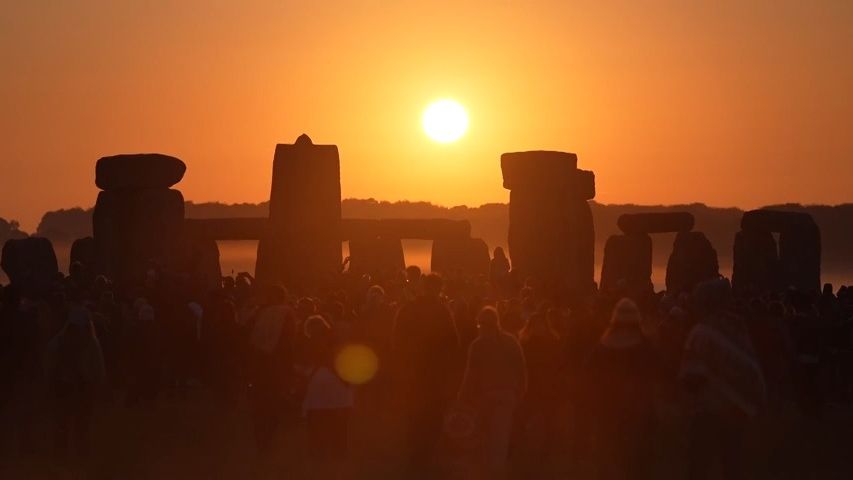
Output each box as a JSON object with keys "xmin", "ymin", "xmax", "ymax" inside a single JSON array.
[{"xmin": 334, "ymin": 343, "xmax": 379, "ymax": 385}]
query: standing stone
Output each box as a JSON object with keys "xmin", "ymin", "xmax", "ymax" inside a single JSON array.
[
  {"xmin": 92, "ymin": 153, "xmax": 187, "ymax": 288},
  {"xmin": 570, "ymin": 199, "xmax": 596, "ymax": 292},
  {"xmin": 778, "ymin": 221, "xmax": 821, "ymax": 292},
  {"xmin": 733, "ymin": 209, "xmax": 821, "ymax": 294},
  {"xmin": 431, "ymin": 238, "xmax": 490, "ymax": 275},
  {"xmin": 1, "ymin": 237, "xmax": 59, "ymax": 296},
  {"xmin": 93, "ymin": 188, "xmax": 185, "ymax": 286},
  {"xmin": 600, "ymin": 234, "xmax": 653, "ymax": 295},
  {"xmin": 185, "ymin": 237, "xmax": 222, "ymax": 291},
  {"xmin": 665, "ymin": 231, "xmax": 719, "ymax": 295},
  {"xmin": 501, "ymin": 150, "xmax": 595, "ymax": 296},
  {"xmin": 732, "ymin": 230, "xmax": 780, "ymax": 294},
  {"xmin": 256, "ymin": 134, "xmax": 342, "ymax": 289}
]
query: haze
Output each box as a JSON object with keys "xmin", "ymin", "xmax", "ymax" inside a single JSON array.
[{"xmin": 2, "ymin": 0, "xmax": 852, "ymax": 231}]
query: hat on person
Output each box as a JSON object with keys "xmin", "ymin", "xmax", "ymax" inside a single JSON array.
[{"xmin": 600, "ymin": 298, "xmax": 645, "ymax": 348}]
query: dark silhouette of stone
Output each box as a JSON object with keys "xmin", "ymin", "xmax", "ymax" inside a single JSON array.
[
  {"xmin": 431, "ymin": 237, "xmax": 490, "ymax": 275},
  {"xmin": 574, "ymin": 169, "xmax": 596, "ymax": 200},
  {"xmin": 348, "ymin": 237, "xmax": 405, "ymax": 276},
  {"xmin": 572, "ymin": 199, "xmax": 596, "ymax": 291},
  {"xmin": 70, "ymin": 236, "xmax": 95, "ymax": 271},
  {"xmin": 342, "ymin": 218, "xmax": 471, "ymax": 241},
  {"xmin": 732, "ymin": 230, "xmax": 780, "ymax": 294},
  {"xmin": 501, "ymin": 151, "xmax": 578, "ymax": 190},
  {"xmin": 665, "ymin": 231, "xmax": 719, "ymax": 295},
  {"xmin": 256, "ymin": 134, "xmax": 341, "ymax": 288},
  {"xmin": 617, "ymin": 212, "xmax": 694, "ymax": 235},
  {"xmin": 96, "ymin": 153, "xmax": 186, "ymax": 190},
  {"xmin": 600, "ymin": 233, "xmax": 652, "ymax": 294},
  {"xmin": 741, "ymin": 209, "xmax": 813, "ymax": 233},
  {"xmin": 502, "ymin": 150, "xmax": 595, "ymax": 296},
  {"xmin": 185, "ymin": 236, "xmax": 222, "ymax": 290},
  {"xmin": 1, "ymin": 237, "xmax": 59, "ymax": 296},
  {"xmin": 778, "ymin": 222, "xmax": 821, "ymax": 292},
  {"xmin": 733, "ymin": 209, "xmax": 821, "ymax": 293},
  {"xmin": 93, "ymin": 189, "xmax": 185, "ymax": 285},
  {"xmin": 254, "ymin": 237, "xmax": 275, "ymax": 288}
]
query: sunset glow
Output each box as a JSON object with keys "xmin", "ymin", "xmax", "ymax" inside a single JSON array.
[
  {"xmin": 422, "ymin": 99, "xmax": 468, "ymax": 143},
  {"xmin": 1, "ymin": 2, "xmax": 852, "ymax": 232}
]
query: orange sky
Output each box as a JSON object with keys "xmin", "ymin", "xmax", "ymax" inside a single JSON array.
[{"xmin": 2, "ymin": 0, "xmax": 851, "ymax": 231}]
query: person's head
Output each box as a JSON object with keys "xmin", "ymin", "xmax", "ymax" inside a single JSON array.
[
  {"xmin": 136, "ymin": 300, "xmax": 155, "ymax": 323},
  {"xmin": 476, "ymin": 306, "xmax": 500, "ymax": 336},
  {"xmin": 69, "ymin": 261, "xmax": 84, "ymax": 281},
  {"xmin": 98, "ymin": 290, "xmax": 115, "ymax": 309},
  {"xmin": 822, "ymin": 283, "xmax": 835, "ymax": 297},
  {"xmin": 235, "ymin": 275, "xmax": 251, "ymax": 290},
  {"xmin": 323, "ymin": 301, "xmax": 345, "ymax": 324},
  {"xmin": 423, "ymin": 273, "xmax": 443, "ymax": 298},
  {"xmin": 262, "ymin": 284, "xmax": 285, "ymax": 305},
  {"xmin": 406, "ymin": 265, "xmax": 422, "ymax": 284},
  {"xmin": 222, "ymin": 276, "xmax": 236, "ymax": 290},
  {"xmin": 365, "ymin": 285, "xmax": 385, "ymax": 307},
  {"xmin": 93, "ymin": 275, "xmax": 110, "ymax": 292},
  {"xmin": 303, "ymin": 314, "xmax": 332, "ymax": 339},
  {"xmin": 144, "ymin": 267, "xmax": 159, "ymax": 289},
  {"xmin": 600, "ymin": 298, "xmax": 645, "ymax": 348},
  {"xmin": 297, "ymin": 297, "xmax": 317, "ymax": 317}
]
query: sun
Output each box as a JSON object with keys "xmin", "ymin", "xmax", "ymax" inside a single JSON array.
[{"xmin": 422, "ymin": 99, "xmax": 468, "ymax": 143}]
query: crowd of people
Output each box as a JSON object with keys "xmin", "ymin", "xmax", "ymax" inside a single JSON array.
[{"xmin": 1, "ymin": 249, "xmax": 853, "ymax": 479}]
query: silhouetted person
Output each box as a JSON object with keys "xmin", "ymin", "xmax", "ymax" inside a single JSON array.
[
  {"xmin": 247, "ymin": 285, "xmax": 296, "ymax": 452},
  {"xmin": 681, "ymin": 278, "xmax": 763, "ymax": 480},
  {"xmin": 403, "ymin": 265, "xmax": 423, "ymax": 302},
  {"xmin": 125, "ymin": 298, "xmax": 161, "ymax": 406},
  {"xmin": 393, "ymin": 273, "xmax": 459, "ymax": 476},
  {"xmin": 46, "ymin": 305, "xmax": 105, "ymax": 459},
  {"xmin": 204, "ymin": 289, "xmax": 239, "ymax": 402},
  {"xmin": 458, "ymin": 306, "xmax": 527, "ymax": 479},
  {"xmin": 299, "ymin": 315, "xmax": 353, "ymax": 477},
  {"xmin": 0, "ymin": 284, "xmax": 41, "ymax": 454},
  {"xmin": 517, "ymin": 311, "xmax": 564, "ymax": 468},
  {"xmin": 489, "ymin": 247, "xmax": 511, "ymax": 298},
  {"xmin": 358, "ymin": 285, "xmax": 394, "ymax": 367},
  {"xmin": 585, "ymin": 298, "xmax": 659, "ymax": 480}
]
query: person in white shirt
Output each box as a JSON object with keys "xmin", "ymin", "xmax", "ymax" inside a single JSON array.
[{"xmin": 299, "ymin": 315, "xmax": 353, "ymax": 474}]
